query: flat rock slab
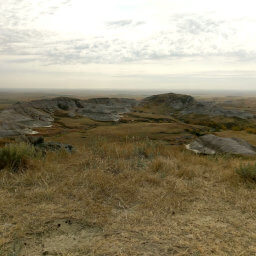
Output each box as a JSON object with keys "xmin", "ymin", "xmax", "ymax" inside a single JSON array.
[{"xmin": 186, "ymin": 134, "xmax": 256, "ymax": 156}]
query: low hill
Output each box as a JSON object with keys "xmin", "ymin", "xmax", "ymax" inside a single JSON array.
[
  {"xmin": 140, "ymin": 93, "xmax": 254, "ymax": 119},
  {"xmin": 136, "ymin": 92, "xmax": 256, "ymax": 132}
]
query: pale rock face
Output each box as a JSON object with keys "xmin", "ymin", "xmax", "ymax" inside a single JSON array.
[
  {"xmin": 0, "ymin": 97, "xmax": 138, "ymax": 138},
  {"xmin": 186, "ymin": 134, "xmax": 256, "ymax": 156},
  {"xmin": 185, "ymin": 142, "xmax": 216, "ymax": 155}
]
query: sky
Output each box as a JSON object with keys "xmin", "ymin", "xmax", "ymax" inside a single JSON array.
[{"xmin": 0, "ymin": 0, "xmax": 256, "ymax": 91}]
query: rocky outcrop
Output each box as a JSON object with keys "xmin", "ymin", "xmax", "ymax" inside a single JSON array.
[
  {"xmin": 21, "ymin": 135, "xmax": 74, "ymax": 153},
  {"xmin": 38, "ymin": 142, "xmax": 74, "ymax": 153},
  {"xmin": 0, "ymin": 97, "xmax": 137, "ymax": 138},
  {"xmin": 141, "ymin": 93, "xmax": 196, "ymax": 111},
  {"xmin": 141, "ymin": 93, "xmax": 254, "ymax": 119},
  {"xmin": 186, "ymin": 134, "xmax": 256, "ymax": 155},
  {"xmin": 78, "ymin": 98, "xmax": 137, "ymax": 122}
]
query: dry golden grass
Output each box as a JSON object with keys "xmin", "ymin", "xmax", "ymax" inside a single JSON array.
[
  {"xmin": 0, "ymin": 104, "xmax": 10, "ymax": 111},
  {"xmin": 1, "ymin": 133, "xmax": 256, "ymax": 255},
  {"xmin": 1, "ymin": 94, "xmax": 256, "ymax": 255}
]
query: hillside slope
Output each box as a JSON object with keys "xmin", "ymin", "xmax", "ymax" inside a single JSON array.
[{"xmin": 140, "ymin": 93, "xmax": 254, "ymax": 119}]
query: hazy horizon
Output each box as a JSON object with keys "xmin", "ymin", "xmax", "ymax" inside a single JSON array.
[
  {"xmin": 2, "ymin": 88, "xmax": 256, "ymax": 98},
  {"xmin": 1, "ymin": 0, "xmax": 256, "ymax": 90}
]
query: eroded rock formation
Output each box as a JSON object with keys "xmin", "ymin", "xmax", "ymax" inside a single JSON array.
[
  {"xmin": 0, "ymin": 97, "xmax": 137, "ymax": 137},
  {"xmin": 186, "ymin": 134, "xmax": 256, "ymax": 155}
]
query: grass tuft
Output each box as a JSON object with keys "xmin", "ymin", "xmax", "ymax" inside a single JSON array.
[
  {"xmin": 0, "ymin": 143, "xmax": 40, "ymax": 172},
  {"xmin": 236, "ymin": 163, "xmax": 256, "ymax": 181}
]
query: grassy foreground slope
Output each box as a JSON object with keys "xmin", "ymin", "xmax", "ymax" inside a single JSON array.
[
  {"xmin": 1, "ymin": 90, "xmax": 256, "ymax": 255},
  {"xmin": 1, "ymin": 114, "xmax": 256, "ymax": 255}
]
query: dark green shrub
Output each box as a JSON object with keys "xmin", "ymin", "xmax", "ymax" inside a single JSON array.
[
  {"xmin": 57, "ymin": 103, "xmax": 69, "ymax": 110},
  {"xmin": 246, "ymin": 128, "xmax": 256, "ymax": 134},
  {"xmin": 236, "ymin": 163, "xmax": 256, "ymax": 181},
  {"xmin": 0, "ymin": 143, "xmax": 39, "ymax": 172}
]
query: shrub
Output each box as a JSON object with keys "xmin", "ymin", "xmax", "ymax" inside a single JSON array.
[
  {"xmin": 236, "ymin": 163, "xmax": 256, "ymax": 181},
  {"xmin": 231, "ymin": 126, "xmax": 242, "ymax": 131},
  {"xmin": 57, "ymin": 103, "xmax": 69, "ymax": 110},
  {"xmin": 133, "ymin": 139, "xmax": 157, "ymax": 158},
  {"xmin": 0, "ymin": 143, "xmax": 39, "ymax": 172},
  {"xmin": 246, "ymin": 128, "xmax": 256, "ymax": 134}
]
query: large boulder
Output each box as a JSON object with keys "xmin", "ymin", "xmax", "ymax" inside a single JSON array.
[{"xmin": 186, "ymin": 134, "xmax": 256, "ymax": 156}]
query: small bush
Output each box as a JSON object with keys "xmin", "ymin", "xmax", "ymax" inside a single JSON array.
[
  {"xmin": 0, "ymin": 143, "xmax": 39, "ymax": 172},
  {"xmin": 57, "ymin": 103, "xmax": 69, "ymax": 110},
  {"xmin": 246, "ymin": 128, "xmax": 256, "ymax": 134},
  {"xmin": 231, "ymin": 126, "xmax": 242, "ymax": 131},
  {"xmin": 236, "ymin": 163, "xmax": 256, "ymax": 181}
]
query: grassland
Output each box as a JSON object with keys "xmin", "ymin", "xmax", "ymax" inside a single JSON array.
[{"xmin": 1, "ymin": 94, "xmax": 256, "ymax": 255}]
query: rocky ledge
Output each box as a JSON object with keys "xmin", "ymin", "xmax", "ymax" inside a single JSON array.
[{"xmin": 0, "ymin": 97, "xmax": 137, "ymax": 138}]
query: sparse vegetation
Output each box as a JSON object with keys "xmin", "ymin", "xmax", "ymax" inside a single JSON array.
[
  {"xmin": 246, "ymin": 127, "xmax": 256, "ymax": 134},
  {"xmin": 1, "ymin": 132, "xmax": 256, "ymax": 255},
  {"xmin": 236, "ymin": 163, "xmax": 256, "ymax": 181},
  {"xmin": 0, "ymin": 143, "xmax": 40, "ymax": 172},
  {"xmin": 183, "ymin": 114, "xmax": 255, "ymax": 132}
]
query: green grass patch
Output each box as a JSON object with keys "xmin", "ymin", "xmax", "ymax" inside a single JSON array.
[
  {"xmin": 0, "ymin": 143, "xmax": 40, "ymax": 172},
  {"xmin": 236, "ymin": 163, "xmax": 256, "ymax": 181}
]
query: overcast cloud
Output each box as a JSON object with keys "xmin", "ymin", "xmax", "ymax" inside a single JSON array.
[{"xmin": 0, "ymin": 0, "xmax": 256, "ymax": 90}]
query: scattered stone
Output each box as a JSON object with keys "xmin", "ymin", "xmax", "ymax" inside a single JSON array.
[
  {"xmin": 186, "ymin": 134, "xmax": 256, "ymax": 156},
  {"xmin": 18, "ymin": 135, "xmax": 74, "ymax": 153},
  {"xmin": 38, "ymin": 142, "xmax": 74, "ymax": 153}
]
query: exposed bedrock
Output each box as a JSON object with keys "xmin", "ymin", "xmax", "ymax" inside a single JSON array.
[{"xmin": 0, "ymin": 97, "xmax": 137, "ymax": 137}]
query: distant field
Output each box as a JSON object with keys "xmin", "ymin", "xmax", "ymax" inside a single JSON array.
[
  {"xmin": 196, "ymin": 95, "xmax": 256, "ymax": 114},
  {"xmin": 1, "ymin": 89, "xmax": 256, "ymax": 109},
  {"xmin": 0, "ymin": 90, "xmax": 147, "ymax": 103},
  {"xmin": 0, "ymin": 104, "xmax": 10, "ymax": 111}
]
